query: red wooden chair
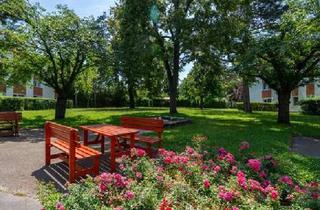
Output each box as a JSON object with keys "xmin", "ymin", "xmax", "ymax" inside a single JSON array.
[
  {"xmin": 0, "ymin": 112, "xmax": 22, "ymax": 136},
  {"xmin": 45, "ymin": 121, "xmax": 101, "ymax": 183}
]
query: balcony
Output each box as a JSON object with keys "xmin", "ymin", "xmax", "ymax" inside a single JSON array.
[
  {"xmin": 33, "ymin": 87, "xmax": 43, "ymax": 97},
  {"xmin": 13, "ymin": 85, "xmax": 26, "ymax": 96},
  {"xmin": 306, "ymin": 83, "xmax": 314, "ymax": 97},
  {"xmin": 261, "ymin": 89, "xmax": 272, "ymax": 98}
]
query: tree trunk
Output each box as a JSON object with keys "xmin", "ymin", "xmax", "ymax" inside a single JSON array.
[
  {"xmin": 277, "ymin": 89, "xmax": 291, "ymax": 124},
  {"xmin": 242, "ymin": 79, "xmax": 252, "ymax": 113},
  {"xmin": 168, "ymin": 79, "xmax": 178, "ymax": 114},
  {"xmin": 55, "ymin": 95, "xmax": 67, "ymax": 120},
  {"xmin": 128, "ymin": 82, "xmax": 135, "ymax": 109},
  {"xmin": 200, "ymin": 95, "xmax": 204, "ymax": 110}
]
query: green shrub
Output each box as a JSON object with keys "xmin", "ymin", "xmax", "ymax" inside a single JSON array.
[
  {"xmin": 236, "ymin": 102, "xmax": 278, "ymax": 111},
  {"xmin": 38, "ymin": 145, "xmax": 320, "ymax": 210},
  {"xmin": 300, "ymin": 97, "xmax": 320, "ymax": 115},
  {"xmin": 0, "ymin": 96, "xmax": 73, "ymax": 111}
]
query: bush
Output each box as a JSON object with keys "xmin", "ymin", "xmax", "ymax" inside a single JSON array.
[
  {"xmin": 0, "ymin": 96, "xmax": 73, "ymax": 111},
  {"xmin": 38, "ymin": 142, "xmax": 319, "ymax": 210},
  {"xmin": 236, "ymin": 102, "xmax": 278, "ymax": 111},
  {"xmin": 300, "ymin": 97, "xmax": 320, "ymax": 115}
]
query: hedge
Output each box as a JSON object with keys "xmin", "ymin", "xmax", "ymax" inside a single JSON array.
[
  {"xmin": 236, "ymin": 102, "xmax": 278, "ymax": 111},
  {"xmin": 300, "ymin": 97, "xmax": 320, "ymax": 115},
  {"xmin": 136, "ymin": 98, "xmax": 228, "ymax": 108},
  {"xmin": 0, "ymin": 96, "xmax": 73, "ymax": 111}
]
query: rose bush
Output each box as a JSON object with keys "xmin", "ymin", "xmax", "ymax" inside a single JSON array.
[{"xmin": 38, "ymin": 143, "xmax": 319, "ymax": 210}]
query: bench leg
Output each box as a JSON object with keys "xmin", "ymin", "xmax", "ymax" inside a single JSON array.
[
  {"xmin": 147, "ymin": 143, "xmax": 152, "ymax": 158},
  {"xmin": 45, "ymin": 144, "xmax": 51, "ymax": 165},
  {"xmin": 69, "ymin": 157, "xmax": 76, "ymax": 183},
  {"xmin": 100, "ymin": 135, "xmax": 105, "ymax": 154},
  {"xmin": 93, "ymin": 157, "xmax": 100, "ymax": 176},
  {"xmin": 110, "ymin": 136, "xmax": 116, "ymax": 172}
]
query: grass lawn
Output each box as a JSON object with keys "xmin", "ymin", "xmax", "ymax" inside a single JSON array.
[{"xmin": 21, "ymin": 107, "xmax": 320, "ymax": 181}]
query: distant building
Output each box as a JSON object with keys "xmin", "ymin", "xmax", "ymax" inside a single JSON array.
[
  {"xmin": 249, "ymin": 78, "xmax": 320, "ymax": 111},
  {"xmin": 0, "ymin": 78, "xmax": 55, "ymax": 99}
]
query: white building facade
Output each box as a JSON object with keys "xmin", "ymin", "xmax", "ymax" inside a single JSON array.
[
  {"xmin": 0, "ymin": 78, "xmax": 55, "ymax": 99},
  {"xmin": 249, "ymin": 78, "xmax": 320, "ymax": 111}
]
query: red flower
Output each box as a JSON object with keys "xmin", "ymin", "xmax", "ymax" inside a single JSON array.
[
  {"xmin": 203, "ymin": 179, "xmax": 211, "ymax": 189},
  {"xmin": 125, "ymin": 191, "xmax": 135, "ymax": 200},
  {"xmin": 279, "ymin": 176, "xmax": 293, "ymax": 185},
  {"xmin": 247, "ymin": 159, "xmax": 261, "ymax": 172},
  {"xmin": 239, "ymin": 141, "xmax": 250, "ymax": 151},
  {"xmin": 270, "ymin": 190, "xmax": 279, "ymax": 200}
]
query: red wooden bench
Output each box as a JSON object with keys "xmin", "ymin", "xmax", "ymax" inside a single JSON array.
[
  {"xmin": 45, "ymin": 122, "xmax": 101, "ymax": 183},
  {"xmin": 0, "ymin": 112, "xmax": 22, "ymax": 136},
  {"xmin": 120, "ymin": 116, "xmax": 164, "ymax": 157}
]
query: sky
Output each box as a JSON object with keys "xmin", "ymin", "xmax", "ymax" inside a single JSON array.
[{"xmin": 29, "ymin": 0, "xmax": 191, "ymax": 80}]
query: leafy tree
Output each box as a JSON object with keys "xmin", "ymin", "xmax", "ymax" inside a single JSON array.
[
  {"xmin": 240, "ymin": 0, "xmax": 320, "ymax": 123},
  {"xmin": 2, "ymin": 3, "xmax": 109, "ymax": 119},
  {"xmin": 150, "ymin": 0, "xmax": 196, "ymax": 114}
]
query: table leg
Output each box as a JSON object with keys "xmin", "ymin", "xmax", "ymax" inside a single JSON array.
[
  {"xmin": 130, "ymin": 133, "xmax": 135, "ymax": 149},
  {"xmin": 110, "ymin": 136, "xmax": 116, "ymax": 172},
  {"xmin": 100, "ymin": 135, "xmax": 105, "ymax": 154},
  {"xmin": 83, "ymin": 130, "xmax": 88, "ymax": 145}
]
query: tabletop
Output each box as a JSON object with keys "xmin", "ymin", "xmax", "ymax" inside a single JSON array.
[{"xmin": 80, "ymin": 124, "xmax": 139, "ymax": 137}]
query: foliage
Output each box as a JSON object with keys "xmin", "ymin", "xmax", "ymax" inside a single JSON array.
[
  {"xmin": 300, "ymin": 97, "xmax": 320, "ymax": 115},
  {"xmin": 236, "ymin": 102, "xmax": 277, "ymax": 112},
  {"xmin": 179, "ymin": 62, "xmax": 224, "ymax": 109},
  {"xmin": 236, "ymin": 0, "xmax": 320, "ymax": 123},
  {"xmin": 38, "ymin": 144, "xmax": 319, "ymax": 209},
  {"xmin": 0, "ymin": 96, "xmax": 72, "ymax": 111},
  {"xmin": 1, "ymin": 2, "xmax": 109, "ymax": 119}
]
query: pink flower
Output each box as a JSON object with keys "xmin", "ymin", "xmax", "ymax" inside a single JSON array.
[
  {"xmin": 279, "ymin": 176, "xmax": 293, "ymax": 185},
  {"xmin": 203, "ymin": 179, "xmax": 211, "ymax": 189},
  {"xmin": 157, "ymin": 175, "xmax": 164, "ymax": 182},
  {"xmin": 247, "ymin": 159, "xmax": 261, "ymax": 172},
  {"xmin": 237, "ymin": 171, "xmax": 247, "ymax": 189},
  {"xmin": 125, "ymin": 191, "xmax": 135, "ymax": 200},
  {"xmin": 225, "ymin": 153, "xmax": 235, "ymax": 164},
  {"xmin": 239, "ymin": 141, "xmax": 250, "ymax": 151},
  {"xmin": 219, "ymin": 191, "xmax": 234, "ymax": 202},
  {"xmin": 114, "ymin": 207, "xmax": 123, "ymax": 210},
  {"xmin": 311, "ymin": 192, "xmax": 319, "ymax": 200},
  {"xmin": 56, "ymin": 202, "xmax": 65, "ymax": 210},
  {"xmin": 136, "ymin": 148, "xmax": 146, "ymax": 157},
  {"xmin": 270, "ymin": 190, "xmax": 279, "ymax": 200},
  {"xmin": 164, "ymin": 156, "xmax": 173, "ymax": 164},
  {"xmin": 262, "ymin": 180, "xmax": 271, "ymax": 188},
  {"xmin": 214, "ymin": 165, "xmax": 221, "ymax": 173},
  {"xmin": 259, "ymin": 171, "xmax": 267, "ymax": 179},
  {"xmin": 230, "ymin": 166, "xmax": 238, "ymax": 174},
  {"xmin": 186, "ymin": 146, "xmax": 194, "ymax": 154},
  {"xmin": 119, "ymin": 164, "xmax": 125, "ymax": 171},
  {"xmin": 99, "ymin": 183, "xmax": 107, "ymax": 192},
  {"xmin": 232, "ymin": 207, "xmax": 239, "ymax": 210},
  {"xmin": 135, "ymin": 172, "xmax": 142, "ymax": 179},
  {"xmin": 248, "ymin": 179, "xmax": 262, "ymax": 191},
  {"xmin": 218, "ymin": 148, "xmax": 227, "ymax": 157}
]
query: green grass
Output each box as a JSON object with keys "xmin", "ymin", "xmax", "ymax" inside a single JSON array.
[{"xmin": 21, "ymin": 107, "xmax": 320, "ymax": 181}]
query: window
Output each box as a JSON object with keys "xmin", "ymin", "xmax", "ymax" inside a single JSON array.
[{"xmin": 263, "ymin": 98, "xmax": 272, "ymax": 103}]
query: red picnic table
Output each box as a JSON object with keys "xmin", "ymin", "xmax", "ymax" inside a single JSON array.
[{"xmin": 80, "ymin": 124, "xmax": 139, "ymax": 172}]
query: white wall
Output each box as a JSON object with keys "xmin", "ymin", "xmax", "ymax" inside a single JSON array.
[
  {"xmin": 249, "ymin": 78, "xmax": 263, "ymax": 102},
  {"xmin": 43, "ymin": 85, "xmax": 55, "ymax": 99}
]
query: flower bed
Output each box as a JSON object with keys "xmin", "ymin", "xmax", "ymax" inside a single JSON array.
[{"xmin": 38, "ymin": 142, "xmax": 319, "ymax": 210}]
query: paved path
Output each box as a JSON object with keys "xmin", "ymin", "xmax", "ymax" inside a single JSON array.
[
  {"xmin": 0, "ymin": 192, "xmax": 41, "ymax": 210},
  {"xmin": 291, "ymin": 136, "xmax": 320, "ymax": 158}
]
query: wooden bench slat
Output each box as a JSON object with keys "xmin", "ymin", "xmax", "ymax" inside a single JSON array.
[{"xmin": 45, "ymin": 121, "xmax": 101, "ymax": 183}]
